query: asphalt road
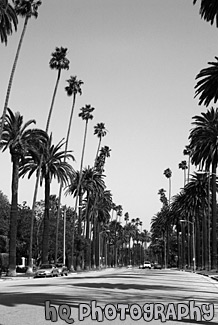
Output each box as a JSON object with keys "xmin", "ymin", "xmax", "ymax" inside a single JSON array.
[{"xmin": 0, "ymin": 267, "xmax": 218, "ymax": 325}]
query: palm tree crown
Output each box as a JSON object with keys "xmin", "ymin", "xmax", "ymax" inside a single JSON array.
[
  {"xmin": 194, "ymin": 57, "xmax": 218, "ymax": 107},
  {"xmin": 0, "ymin": 108, "xmax": 48, "ymax": 276},
  {"xmin": 1, "ymin": 108, "xmax": 47, "ymax": 157},
  {"xmin": 189, "ymin": 107, "xmax": 218, "ymax": 169},
  {"xmin": 0, "ymin": 0, "xmax": 18, "ymax": 45},
  {"xmin": 79, "ymin": 104, "xmax": 95, "ymax": 121},
  {"xmin": 65, "ymin": 76, "xmax": 83, "ymax": 97},
  {"xmin": 94, "ymin": 122, "xmax": 107, "ymax": 139},
  {"xmin": 49, "ymin": 47, "xmax": 70, "ymax": 71},
  {"xmin": 13, "ymin": 0, "xmax": 41, "ymax": 18},
  {"xmin": 193, "ymin": 0, "xmax": 218, "ymax": 27}
]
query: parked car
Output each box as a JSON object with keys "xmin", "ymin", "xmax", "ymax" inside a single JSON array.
[
  {"xmin": 153, "ymin": 263, "xmax": 162, "ymax": 269},
  {"xmin": 55, "ymin": 263, "xmax": 69, "ymax": 276},
  {"xmin": 142, "ymin": 261, "xmax": 152, "ymax": 269},
  {"xmin": 34, "ymin": 264, "xmax": 59, "ymax": 278}
]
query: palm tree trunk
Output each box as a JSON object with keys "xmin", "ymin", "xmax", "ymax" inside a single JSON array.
[
  {"xmin": 70, "ymin": 212, "xmax": 75, "ymax": 271},
  {"xmin": 28, "ymin": 71, "xmax": 63, "ymax": 270},
  {"xmin": 203, "ymin": 207, "xmax": 208, "ymax": 270},
  {"xmin": 42, "ymin": 174, "xmax": 50, "ymax": 264},
  {"xmin": 55, "ymin": 93, "xmax": 76, "ymax": 264},
  {"xmin": 8, "ymin": 154, "xmax": 19, "ymax": 276},
  {"xmin": 92, "ymin": 216, "xmax": 97, "ymax": 269},
  {"xmin": 176, "ymin": 218, "xmax": 180, "ymax": 268},
  {"xmin": 84, "ymin": 193, "xmax": 91, "ymax": 270},
  {"xmin": 75, "ymin": 120, "xmax": 88, "ymax": 214},
  {"xmin": 181, "ymin": 223, "xmax": 185, "ymax": 269},
  {"xmin": 27, "ymin": 167, "xmax": 41, "ymax": 272},
  {"xmin": 0, "ymin": 16, "xmax": 29, "ymax": 141},
  {"xmin": 45, "ymin": 69, "xmax": 61, "ymax": 132},
  {"xmin": 196, "ymin": 217, "xmax": 200, "ymax": 270},
  {"xmin": 211, "ymin": 163, "xmax": 217, "ymax": 270}
]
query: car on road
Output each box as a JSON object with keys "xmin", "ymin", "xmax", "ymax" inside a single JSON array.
[
  {"xmin": 55, "ymin": 263, "xmax": 69, "ymax": 276},
  {"xmin": 34, "ymin": 264, "xmax": 59, "ymax": 278},
  {"xmin": 142, "ymin": 261, "xmax": 152, "ymax": 269},
  {"xmin": 153, "ymin": 263, "xmax": 162, "ymax": 269}
]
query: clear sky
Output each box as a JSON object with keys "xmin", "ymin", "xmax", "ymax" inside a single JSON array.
[{"xmin": 1, "ymin": 0, "xmax": 218, "ymax": 231}]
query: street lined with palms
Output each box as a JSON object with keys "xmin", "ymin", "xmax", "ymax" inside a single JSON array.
[{"xmin": 1, "ymin": 267, "xmax": 218, "ymax": 324}]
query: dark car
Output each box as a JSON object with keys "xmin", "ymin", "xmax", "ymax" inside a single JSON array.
[
  {"xmin": 153, "ymin": 263, "xmax": 162, "ymax": 269},
  {"xmin": 56, "ymin": 263, "xmax": 69, "ymax": 276}
]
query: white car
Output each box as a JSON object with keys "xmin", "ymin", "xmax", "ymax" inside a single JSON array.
[
  {"xmin": 142, "ymin": 261, "xmax": 151, "ymax": 269},
  {"xmin": 34, "ymin": 264, "xmax": 59, "ymax": 278}
]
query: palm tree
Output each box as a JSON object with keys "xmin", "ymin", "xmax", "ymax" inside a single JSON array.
[
  {"xmin": 123, "ymin": 221, "xmax": 136, "ymax": 266},
  {"xmin": 163, "ymin": 168, "xmax": 172, "ymax": 204},
  {"xmin": 150, "ymin": 208, "xmax": 169, "ymax": 268},
  {"xmin": 0, "ymin": 0, "xmax": 18, "ymax": 45},
  {"xmin": 178, "ymin": 160, "xmax": 188, "ymax": 187},
  {"xmin": 91, "ymin": 188, "xmax": 112, "ymax": 268},
  {"xmin": 158, "ymin": 188, "xmax": 168, "ymax": 206},
  {"xmin": 75, "ymin": 105, "xmax": 95, "ymax": 216},
  {"xmin": 71, "ymin": 105, "xmax": 94, "ymax": 270},
  {"xmin": 183, "ymin": 145, "xmax": 191, "ymax": 183},
  {"xmin": 46, "ymin": 47, "xmax": 70, "ymax": 132},
  {"xmin": 0, "ymin": 108, "xmax": 47, "ymax": 276},
  {"xmin": 189, "ymin": 107, "xmax": 218, "ymax": 269},
  {"xmin": 93, "ymin": 122, "xmax": 107, "ymax": 166},
  {"xmin": 171, "ymin": 173, "xmax": 210, "ymax": 270},
  {"xmin": 28, "ymin": 47, "xmax": 70, "ymax": 269},
  {"xmin": 0, "ymin": 0, "xmax": 41, "ymax": 141},
  {"xmin": 54, "ymin": 75, "xmax": 83, "ymax": 263},
  {"xmin": 194, "ymin": 57, "xmax": 218, "ymax": 107},
  {"xmin": 20, "ymin": 136, "xmax": 75, "ymax": 264},
  {"xmin": 114, "ymin": 205, "xmax": 122, "ymax": 267},
  {"xmin": 124, "ymin": 212, "xmax": 129, "ymax": 225},
  {"xmin": 95, "ymin": 145, "xmax": 111, "ymax": 174},
  {"xmin": 193, "ymin": 0, "xmax": 218, "ymax": 27},
  {"xmin": 64, "ymin": 76, "xmax": 83, "ymax": 154},
  {"xmin": 67, "ymin": 166, "xmax": 105, "ymax": 270}
]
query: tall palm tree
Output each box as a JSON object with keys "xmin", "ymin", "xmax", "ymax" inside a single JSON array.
[
  {"xmin": 64, "ymin": 76, "xmax": 83, "ymax": 154},
  {"xmin": 171, "ymin": 173, "xmax": 210, "ymax": 270},
  {"xmin": 46, "ymin": 47, "xmax": 70, "ymax": 132},
  {"xmin": 163, "ymin": 168, "xmax": 172, "ymax": 205},
  {"xmin": 124, "ymin": 212, "xmax": 129, "ymax": 225},
  {"xmin": 0, "ymin": 0, "xmax": 18, "ymax": 45},
  {"xmin": 178, "ymin": 160, "xmax": 188, "ymax": 187},
  {"xmin": 54, "ymin": 75, "xmax": 83, "ymax": 263},
  {"xmin": 93, "ymin": 122, "xmax": 107, "ymax": 166},
  {"xmin": 75, "ymin": 105, "xmax": 95, "ymax": 215},
  {"xmin": 90, "ymin": 188, "xmax": 111, "ymax": 268},
  {"xmin": 71, "ymin": 105, "xmax": 94, "ymax": 270},
  {"xmin": 114, "ymin": 205, "xmax": 122, "ymax": 267},
  {"xmin": 67, "ymin": 166, "xmax": 105, "ymax": 270},
  {"xmin": 95, "ymin": 145, "xmax": 111, "ymax": 174},
  {"xmin": 193, "ymin": 0, "xmax": 218, "ymax": 27},
  {"xmin": 123, "ymin": 221, "xmax": 136, "ymax": 266},
  {"xmin": 150, "ymin": 208, "xmax": 169, "ymax": 268},
  {"xmin": 20, "ymin": 136, "xmax": 75, "ymax": 264},
  {"xmin": 183, "ymin": 145, "xmax": 191, "ymax": 183},
  {"xmin": 0, "ymin": 0, "xmax": 41, "ymax": 141},
  {"xmin": 28, "ymin": 47, "xmax": 70, "ymax": 270},
  {"xmin": 0, "ymin": 108, "xmax": 47, "ymax": 276},
  {"xmin": 189, "ymin": 107, "xmax": 218, "ymax": 269}
]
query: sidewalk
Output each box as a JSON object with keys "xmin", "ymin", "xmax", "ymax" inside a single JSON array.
[
  {"xmin": 0, "ymin": 266, "xmax": 117, "ymax": 281},
  {"xmin": 179, "ymin": 268, "xmax": 218, "ymax": 281}
]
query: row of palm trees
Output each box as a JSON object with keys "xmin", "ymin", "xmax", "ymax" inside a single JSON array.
[
  {"xmin": 150, "ymin": 1, "xmax": 218, "ymax": 270},
  {"xmin": 0, "ymin": 3, "xmax": 151, "ymax": 273}
]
